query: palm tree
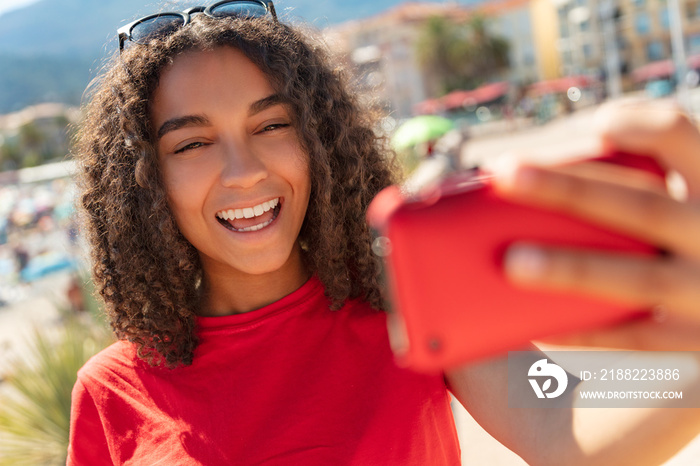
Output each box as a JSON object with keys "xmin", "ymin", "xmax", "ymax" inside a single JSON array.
[
  {"xmin": 416, "ymin": 14, "xmax": 510, "ymax": 96},
  {"xmin": 416, "ymin": 16, "xmax": 464, "ymax": 95},
  {"xmin": 0, "ymin": 142, "xmax": 22, "ymax": 171},
  {"xmin": 17, "ymin": 122, "xmax": 46, "ymax": 168},
  {"xmin": 462, "ymin": 15, "xmax": 510, "ymax": 85}
]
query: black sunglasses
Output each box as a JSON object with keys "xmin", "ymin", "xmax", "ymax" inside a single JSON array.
[{"xmin": 117, "ymin": 0, "xmax": 277, "ymax": 52}]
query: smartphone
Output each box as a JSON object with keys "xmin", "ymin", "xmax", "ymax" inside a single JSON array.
[{"xmin": 367, "ymin": 152, "xmax": 664, "ymax": 373}]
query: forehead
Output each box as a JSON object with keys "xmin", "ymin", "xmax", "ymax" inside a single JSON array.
[{"xmin": 150, "ymin": 47, "xmax": 276, "ymax": 121}]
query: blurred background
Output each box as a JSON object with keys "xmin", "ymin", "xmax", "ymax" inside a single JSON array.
[{"xmin": 1, "ymin": 0, "xmax": 700, "ymax": 464}]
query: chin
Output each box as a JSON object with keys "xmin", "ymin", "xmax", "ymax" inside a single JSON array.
[
  {"xmin": 230, "ymin": 250, "xmax": 297, "ymax": 277},
  {"xmin": 236, "ymin": 262, "xmax": 287, "ymax": 276}
]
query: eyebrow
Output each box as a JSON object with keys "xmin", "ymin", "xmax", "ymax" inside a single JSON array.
[
  {"xmin": 157, "ymin": 114, "xmax": 210, "ymax": 140},
  {"xmin": 248, "ymin": 93, "xmax": 286, "ymax": 116},
  {"xmin": 156, "ymin": 94, "xmax": 287, "ymax": 140}
]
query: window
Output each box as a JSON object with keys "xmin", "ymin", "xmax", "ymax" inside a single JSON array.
[
  {"xmin": 523, "ymin": 44, "xmax": 535, "ymax": 66},
  {"xmin": 563, "ymin": 50, "xmax": 573, "ymax": 66},
  {"xmin": 617, "ymin": 36, "xmax": 628, "ymax": 49},
  {"xmin": 647, "ymin": 41, "xmax": 665, "ymax": 61},
  {"xmin": 660, "ymin": 7, "xmax": 670, "ymax": 29},
  {"xmin": 635, "ymin": 12, "xmax": 651, "ymax": 34},
  {"xmin": 559, "ymin": 9, "xmax": 570, "ymax": 37},
  {"xmin": 687, "ymin": 1, "xmax": 700, "ymax": 19},
  {"xmin": 689, "ymin": 34, "xmax": 700, "ymax": 53},
  {"xmin": 518, "ymin": 10, "xmax": 532, "ymax": 34}
]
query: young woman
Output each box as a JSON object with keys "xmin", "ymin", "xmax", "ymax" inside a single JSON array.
[{"xmin": 69, "ymin": 2, "xmax": 700, "ymax": 464}]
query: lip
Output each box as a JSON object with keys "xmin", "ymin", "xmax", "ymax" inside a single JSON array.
[{"xmin": 215, "ymin": 198, "xmax": 282, "ymax": 235}]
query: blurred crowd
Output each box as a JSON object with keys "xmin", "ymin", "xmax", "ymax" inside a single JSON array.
[{"xmin": 0, "ymin": 177, "xmax": 81, "ymax": 306}]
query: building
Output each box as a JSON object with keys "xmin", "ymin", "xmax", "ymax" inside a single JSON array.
[
  {"xmin": 327, "ymin": 1, "xmax": 636, "ymax": 118},
  {"xmin": 324, "ymin": 0, "xmax": 570, "ymax": 118},
  {"xmin": 324, "ymin": 2, "xmax": 471, "ymax": 118},
  {"xmin": 478, "ymin": 0, "xmax": 543, "ymax": 84},
  {"xmin": 529, "ymin": 0, "xmax": 564, "ymax": 80},
  {"xmin": 551, "ymin": 0, "xmax": 700, "ymax": 88},
  {"xmin": 619, "ymin": 0, "xmax": 700, "ymax": 68}
]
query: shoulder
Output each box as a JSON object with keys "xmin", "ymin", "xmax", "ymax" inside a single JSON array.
[
  {"xmin": 76, "ymin": 340, "xmax": 139, "ymax": 390},
  {"xmin": 69, "ymin": 344, "xmax": 133, "ymax": 465}
]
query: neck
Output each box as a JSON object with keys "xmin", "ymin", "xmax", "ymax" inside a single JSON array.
[{"xmin": 198, "ymin": 245, "xmax": 310, "ymax": 316}]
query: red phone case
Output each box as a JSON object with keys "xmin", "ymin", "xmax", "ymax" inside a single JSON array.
[{"xmin": 367, "ymin": 153, "xmax": 663, "ymax": 372}]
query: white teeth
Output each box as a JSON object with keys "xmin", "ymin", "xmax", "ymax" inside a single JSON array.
[
  {"xmin": 237, "ymin": 217, "xmax": 275, "ymax": 232},
  {"xmin": 215, "ymin": 198, "xmax": 280, "ymax": 228}
]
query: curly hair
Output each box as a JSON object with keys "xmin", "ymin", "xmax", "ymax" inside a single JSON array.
[{"xmin": 75, "ymin": 15, "xmax": 399, "ymax": 367}]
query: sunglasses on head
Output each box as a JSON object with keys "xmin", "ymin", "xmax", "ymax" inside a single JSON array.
[{"xmin": 117, "ymin": 0, "xmax": 277, "ymax": 52}]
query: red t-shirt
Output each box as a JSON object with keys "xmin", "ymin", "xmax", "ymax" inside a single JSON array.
[{"xmin": 67, "ymin": 276, "xmax": 461, "ymax": 465}]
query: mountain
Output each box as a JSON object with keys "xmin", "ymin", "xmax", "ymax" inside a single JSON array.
[
  {"xmin": 0, "ymin": 0, "xmax": 165, "ymax": 57},
  {"xmin": 0, "ymin": 0, "xmax": 485, "ymax": 113},
  {"xmin": 0, "ymin": 54, "xmax": 94, "ymax": 111}
]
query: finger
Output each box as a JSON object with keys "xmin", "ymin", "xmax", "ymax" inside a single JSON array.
[
  {"xmin": 594, "ymin": 100, "xmax": 700, "ymax": 198},
  {"xmin": 537, "ymin": 315, "xmax": 700, "ymax": 351},
  {"xmin": 505, "ymin": 244, "xmax": 700, "ymax": 323},
  {"xmin": 492, "ymin": 164, "xmax": 700, "ymax": 260},
  {"xmin": 556, "ymin": 160, "xmax": 668, "ymax": 196}
]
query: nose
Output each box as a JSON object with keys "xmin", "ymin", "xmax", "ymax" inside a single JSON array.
[{"xmin": 219, "ymin": 138, "xmax": 268, "ymax": 189}]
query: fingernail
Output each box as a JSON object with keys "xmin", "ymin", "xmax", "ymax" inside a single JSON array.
[
  {"xmin": 505, "ymin": 245, "xmax": 547, "ymax": 282},
  {"xmin": 488, "ymin": 156, "xmax": 538, "ymax": 193},
  {"xmin": 484, "ymin": 153, "xmax": 517, "ymax": 182}
]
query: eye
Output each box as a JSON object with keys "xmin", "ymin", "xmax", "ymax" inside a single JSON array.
[
  {"xmin": 174, "ymin": 141, "xmax": 208, "ymax": 154},
  {"xmin": 259, "ymin": 123, "xmax": 290, "ymax": 133}
]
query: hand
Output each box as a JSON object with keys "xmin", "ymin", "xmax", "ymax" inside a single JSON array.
[{"xmin": 491, "ymin": 100, "xmax": 700, "ymax": 351}]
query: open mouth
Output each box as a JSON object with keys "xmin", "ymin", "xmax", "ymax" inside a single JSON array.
[{"xmin": 216, "ymin": 198, "xmax": 281, "ymax": 233}]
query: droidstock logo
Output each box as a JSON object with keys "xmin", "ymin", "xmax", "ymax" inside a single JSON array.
[{"xmin": 528, "ymin": 359, "xmax": 568, "ymax": 399}]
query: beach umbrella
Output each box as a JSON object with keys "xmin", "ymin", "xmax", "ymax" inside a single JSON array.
[{"xmin": 391, "ymin": 115, "xmax": 454, "ymax": 150}]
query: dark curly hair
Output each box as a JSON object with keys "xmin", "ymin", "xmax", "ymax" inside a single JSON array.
[{"xmin": 75, "ymin": 15, "xmax": 399, "ymax": 367}]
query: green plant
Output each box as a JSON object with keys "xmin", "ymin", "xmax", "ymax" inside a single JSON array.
[
  {"xmin": 417, "ymin": 14, "xmax": 510, "ymax": 96},
  {"xmin": 0, "ymin": 280, "xmax": 112, "ymax": 465}
]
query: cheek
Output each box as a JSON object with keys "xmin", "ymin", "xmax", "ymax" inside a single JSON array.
[
  {"xmin": 161, "ymin": 163, "xmax": 211, "ymax": 225},
  {"xmin": 164, "ymin": 192, "xmax": 197, "ymax": 242},
  {"xmin": 291, "ymin": 160, "xmax": 312, "ymax": 212},
  {"xmin": 289, "ymin": 147, "xmax": 311, "ymax": 197}
]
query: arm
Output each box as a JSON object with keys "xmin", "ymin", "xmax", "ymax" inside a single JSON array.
[
  {"xmin": 67, "ymin": 378, "xmax": 112, "ymax": 466},
  {"xmin": 446, "ymin": 345, "xmax": 580, "ymax": 466},
  {"xmin": 446, "ymin": 347, "xmax": 700, "ymax": 466}
]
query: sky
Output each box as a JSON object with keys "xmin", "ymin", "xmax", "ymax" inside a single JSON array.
[{"xmin": 0, "ymin": 0, "xmax": 38, "ymax": 17}]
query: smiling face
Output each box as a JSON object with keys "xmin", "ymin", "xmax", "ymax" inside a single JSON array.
[{"xmin": 151, "ymin": 47, "xmax": 311, "ymax": 296}]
